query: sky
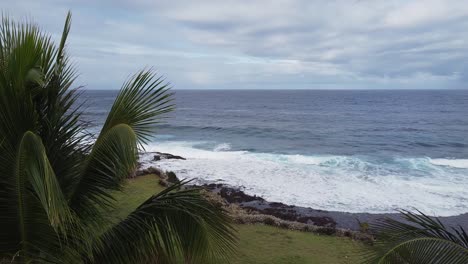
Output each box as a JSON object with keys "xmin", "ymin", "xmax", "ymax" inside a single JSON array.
[{"xmin": 3, "ymin": 0, "xmax": 468, "ymax": 90}]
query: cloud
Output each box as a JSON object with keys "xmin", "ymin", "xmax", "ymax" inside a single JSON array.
[
  {"xmin": 383, "ymin": 0, "xmax": 468, "ymax": 28},
  {"xmin": 2, "ymin": 0, "xmax": 468, "ymax": 89}
]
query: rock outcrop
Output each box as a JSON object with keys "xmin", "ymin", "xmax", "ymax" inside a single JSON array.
[{"xmin": 153, "ymin": 152, "xmax": 186, "ymax": 161}]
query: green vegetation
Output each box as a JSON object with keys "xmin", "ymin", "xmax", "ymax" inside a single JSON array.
[
  {"xmin": 112, "ymin": 174, "xmax": 365, "ymax": 264},
  {"xmin": 0, "ymin": 13, "xmax": 235, "ymax": 263},
  {"xmin": 364, "ymin": 210, "xmax": 468, "ymax": 263},
  {"xmin": 233, "ymin": 225, "xmax": 362, "ymax": 264},
  {"xmin": 109, "ymin": 174, "xmax": 166, "ymax": 220}
]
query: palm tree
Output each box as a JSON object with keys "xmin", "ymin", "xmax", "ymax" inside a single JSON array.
[
  {"xmin": 363, "ymin": 210, "xmax": 468, "ymax": 263},
  {"xmin": 0, "ymin": 12, "xmax": 236, "ymax": 263}
]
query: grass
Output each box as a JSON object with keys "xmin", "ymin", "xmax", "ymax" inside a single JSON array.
[
  {"xmin": 108, "ymin": 174, "xmax": 165, "ymax": 220},
  {"xmin": 232, "ymin": 225, "xmax": 362, "ymax": 264},
  {"xmin": 111, "ymin": 174, "xmax": 365, "ymax": 263}
]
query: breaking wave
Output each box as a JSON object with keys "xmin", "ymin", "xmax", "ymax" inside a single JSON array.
[{"xmin": 141, "ymin": 141, "xmax": 468, "ymax": 216}]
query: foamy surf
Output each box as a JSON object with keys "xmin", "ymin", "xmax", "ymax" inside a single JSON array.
[
  {"xmin": 141, "ymin": 141, "xmax": 468, "ymax": 217},
  {"xmin": 430, "ymin": 158, "xmax": 468, "ymax": 169}
]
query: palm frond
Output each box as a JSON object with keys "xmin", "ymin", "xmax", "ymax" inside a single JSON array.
[
  {"xmin": 91, "ymin": 181, "xmax": 237, "ymax": 264},
  {"xmin": 0, "ymin": 131, "xmax": 79, "ymax": 262},
  {"xmin": 35, "ymin": 12, "xmax": 87, "ymax": 198},
  {"xmin": 0, "ymin": 12, "xmax": 84, "ymax": 184},
  {"xmin": 375, "ymin": 237, "xmax": 468, "ymax": 264},
  {"xmin": 0, "ymin": 14, "xmax": 49, "ymax": 256},
  {"xmin": 101, "ymin": 69, "xmax": 174, "ymax": 146},
  {"xmin": 0, "ymin": 14, "xmax": 90, "ymax": 262},
  {"xmin": 363, "ymin": 210, "xmax": 468, "ymax": 264},
  {"xmin": 0, "ymin": 15, "xmax": 44, "ymax": 146},
  {"xmin": 70, "ymin": 70, "xmax": 173, "ymax": 217},
  {"xmin": 70, "ymin": 124, "xmax": 138, "ymax": 219},
  {"xmin": 1, "ymin": 12, "xmax": 238, "ymax": 263},
  {"xmin": 18, "ymin": 131, "xmax": 74, "ymax": 234}
]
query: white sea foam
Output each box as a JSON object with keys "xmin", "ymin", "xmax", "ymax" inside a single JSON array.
[
  {"xmin": 430, "ymin": 158, "xmax": 468, "ymax": 169},
  {"xmin": 213, "ymin": 143, "xmax": 232, "ymax": 152},
  {"xmin": 142, "ymin": 141, "xmax": 468, "ymax": 216}
]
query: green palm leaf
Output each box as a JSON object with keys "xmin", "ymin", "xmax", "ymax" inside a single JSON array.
[
  {"xmin": 101, "ymin": 69, "xmax": 174, "ymax": 145},
  {"xmin": 0, "ymin": 14, "xmax": 57, "ymax": 259},
  {"xmin": 37, "ymin": 12, "xmax": 86, "ymax": 198},
  {"xmin": 377, "ymin": 237, "xmax": 468, "ymax": 264},
  {"xmin": 0, "ymin": 12, "xmax": 237, "ymax": 263},
  {"xmin": 1, "ymin": 131, "xmax": 81, "ymax": 262},
  {"xmin": 70, "ymin": 124, "xmax": 138, "ymax": 218},
  {"xmin": 363, "ymin": 210, "xmax": 468, "ymax": 264},
  {"xmin": 17, "ymin": 131, "xmax": 73, "ymax": 234},
  {"xmin": 92, "ymin": 182, "xmax": 237, "ymax": 264},
  {"xmin": 69, "ymin": 70, "xmax": 173, "ymax": 217}
]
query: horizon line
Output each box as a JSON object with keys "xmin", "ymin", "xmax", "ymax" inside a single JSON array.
[{"xmin": 80, "ymin": 88, "xmax": 468, "ymax": 91}]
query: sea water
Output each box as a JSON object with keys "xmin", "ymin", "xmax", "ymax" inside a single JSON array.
[{"xmin": 79, "ymin": 90, "xmax": 468, "ymax": 216}]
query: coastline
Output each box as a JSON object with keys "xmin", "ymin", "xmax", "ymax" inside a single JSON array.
[
  {"xmin": 138, "ymin": 151, "xmax": 468, "ymax": 232},
  {"xmin": 202, "ymin": 182, "xmax": 468, "ymax": 231},
  {"xmin": 141, "ymin": 142, "xmax": 468, "ymax": 217}
]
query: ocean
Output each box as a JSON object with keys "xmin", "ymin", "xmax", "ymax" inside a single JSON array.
[{"xmin": 79, "ymin": 89, "xmax": 468, "ymax": 216}]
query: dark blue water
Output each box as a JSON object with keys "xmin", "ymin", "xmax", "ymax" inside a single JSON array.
[
  {"xmin": 81, "ymin": 89, "xmax": 468, "ymax": 158},
  {"xmin": 79, "ymin": 90, "xmax": 468, "ymax": 215}
]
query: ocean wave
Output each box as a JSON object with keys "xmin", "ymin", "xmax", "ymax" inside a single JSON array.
[
  {"xmin": 213, "ymin": 143, "xmax": 232, "ymax": 152},
  {"xmin": 430, "ymin": 158, "xmax": 468, "ymax": 169},
  {"xmin": 142, "ymin": 140, "xmax": 468, "ymax": 216}
]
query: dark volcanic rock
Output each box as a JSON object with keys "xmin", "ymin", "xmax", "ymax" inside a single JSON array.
[
  {"xmin": 203, "ymin": 184, "xmax": 264, "ymax": 203},
  {"xmin": 220, "ymin": 188, "xmax": 264, "ymax": 203},
  {"xmin": 153, "ymin": 152, "xmax": 186, "ymax": 161},
  {"xmin": 297, "ymin": 216, "xmax": 336, "ymax": 227},
  {"xmin": 244, "ymin": 206, "xmax": 337, "ymax": 227},
  {"xmin": 166, "ymin": 171, "xmax": 180, "ymax": 184},
  {"xmin": 201, "ymin": 184, "xmax": 336, "ymax": 227},
  {"xmin": 200, "ymin": 182, "xmax": 468, "ymax": 231},
  {"xmin": 134, "ymin": 166, "xmax": 164, "ymax": 177}
]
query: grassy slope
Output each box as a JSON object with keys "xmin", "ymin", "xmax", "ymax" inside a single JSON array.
[
  {"xmin": 232, "ymin": 225, "xmax": 362, "ymax": 264},
  {"xmin": 110, "ymin": 174, "xmax": 364, "ymax": 264},
  {"xmin": 108, "ymin": 174, "xmax": 166, "ymax": 220}
]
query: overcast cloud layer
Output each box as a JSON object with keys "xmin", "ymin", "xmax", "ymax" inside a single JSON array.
[{"xmin": 3, "ymin": 0, "xmax": 468, "ymax": 89}]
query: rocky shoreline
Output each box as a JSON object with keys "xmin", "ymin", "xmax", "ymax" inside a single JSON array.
[
  {"xmin": 136, "ymin": 151, "xmax": 468, "ymax": 233},
  {"xmin": 201, "ymin": 182, "xmax": 468, "ymax": 231}
]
